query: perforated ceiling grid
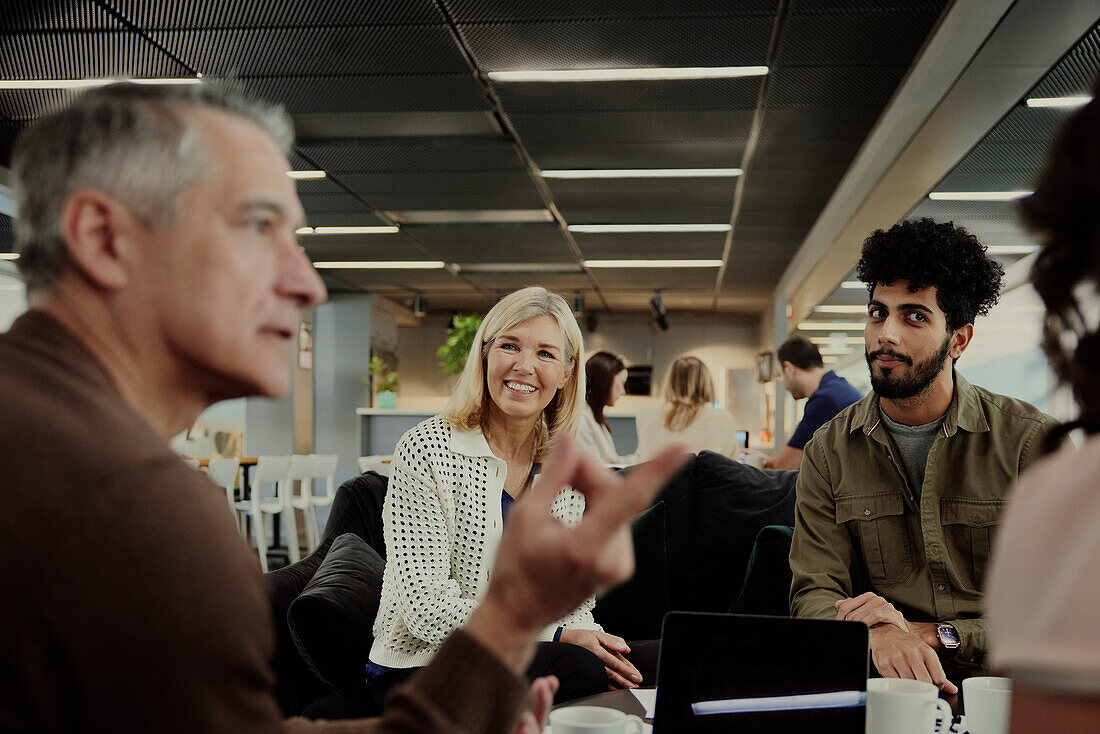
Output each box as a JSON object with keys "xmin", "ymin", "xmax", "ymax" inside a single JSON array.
[{"xmin": 0, "ymin": 0, "xmax": 959, "ymax": 311}]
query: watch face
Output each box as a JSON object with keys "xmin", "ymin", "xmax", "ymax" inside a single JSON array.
[{"xmin": 938, "ymin": 625, "xmax": 960, "ymax": 647}]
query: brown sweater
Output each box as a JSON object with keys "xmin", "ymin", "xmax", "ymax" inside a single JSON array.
[{"xmin": 0, "ymin": 311, "xmax": 526, "ymax": 732}]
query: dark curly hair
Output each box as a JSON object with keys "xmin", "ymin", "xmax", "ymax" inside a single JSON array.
[
  {"xmin": 1020, "ymin": 74, "xmax": 1100, "ymax": 441},
  {"xmin": 855, "ymin": 218, "xmax": 1004, "ymax": 332}
]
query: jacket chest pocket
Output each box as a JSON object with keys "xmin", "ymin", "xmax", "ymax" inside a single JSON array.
[
  {"xmin": 940, "ymin": 498, "xmax": 1003, "ymax": 592},
  {"xmin": 836, "ymin": 494, "xmax": 913, "ymax": 585}
]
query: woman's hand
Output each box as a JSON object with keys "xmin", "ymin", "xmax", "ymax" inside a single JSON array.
[
  {"xmin": 559, "ymin": 628, "xmax": 643, "ymax": 690},
  {"xmin": 512, "ymin": 676, "xmax": 559, "ymax": 734}
]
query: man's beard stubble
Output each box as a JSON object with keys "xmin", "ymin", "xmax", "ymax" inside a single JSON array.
[{"xmin": 866, "ymin": 335, "xmax": 952, "ymax": 400}]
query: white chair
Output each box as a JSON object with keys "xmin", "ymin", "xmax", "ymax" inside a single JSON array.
[
  {"xmin": 183, "ymin": 458, "xmax": 201, "ymax": 470},
  {"xmin": 288, "ymin": 454, "xmax": 339, "ymax": 553},
  {"xmin": 234, "ymin": 455, "xmax": 296, "ymax": 572},
  {"xmin": 207, "ymin": 456, "xmax": 241, "ymax": 512},
  {"xmin": 358, "ymin": 455, "xmax": 393, "ymax": 476}
]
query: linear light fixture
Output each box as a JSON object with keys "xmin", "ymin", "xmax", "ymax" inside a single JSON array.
[
  {"xmin": 456, "ymin": 263, "xmax": 581, "ymax": 273},
  {"xmin": 584, "ymin": 259, "xmax": 723, "ymax": 268},
  {"xmin": 287, "ymin": 170, "xmax": 326, "ymax": 180},
  {"xmin": 541, "ymin": 168, "xmax": 742, "ymax": 179},
  {"xmin": 810, "ymin": 336, "xmax": 865, "ymax": 345},
  {"xmin": 819, "ymin": 347, "xmax": 855, "ymax": 355},
  {"xmin": 0, "ymin": 253, "xmax": 19, "ymax": 260},
  {"xmin": 297, "ymin": 226, "xmax": 400, "ymax": 235},
  {"xmin": 0, "ymin": 77, "xmax": 203, "ymax": 89},
  {"xmin": 840, "ymin": 281, "xmax": 866, "ymax": 290},
  {"xmin": 814, "ymin": 305, "xmax": 868, "ymax": 314},
  {"xmin": 312, "ymin": 261, "xmax": 445, "ymax": 269},
  {"xmin": 928, "ymin": 190, "xmax": 1033, "ymax": 201},
  {"xmin": 568, "ymin": 224, "xmax": 731, "ymax": 233},
  {"xmin": 1026, "ymin": 95, "xmax": 1092, "ymax": 109},
  {"xmin": 797, "ymin": 322, "xmax": 866, "ymax": 331},
  {"xmin": 488, "ymin": 66, "xmax": 769, "ymax": 83},
  {"xmin": 986, "ymin": 244, "xmax": 1040, "ymax": 255}
]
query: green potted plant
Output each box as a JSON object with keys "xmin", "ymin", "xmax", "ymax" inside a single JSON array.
[
  {"xmin": 368, "ymin": 356, "xmax": 400, "ymax": 409},
  {"xmin": 437, "ymin": 313, "xmax": 483, "ymax": 375}
]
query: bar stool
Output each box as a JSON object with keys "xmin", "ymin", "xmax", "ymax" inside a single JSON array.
[
  {"xmin": 207, "ymin": 456, "xmax": 241, "ymax": 513},
  {"xmin": 234, "ymin": 455, "xmax": 296, "ymax": 572},
  {"xmin": 183, "ymin": 458, "xmax": 201, "ymax": 470},
  {"xmin": 287, "ymin": 454, "xmax": 339, "ymax": 553}
]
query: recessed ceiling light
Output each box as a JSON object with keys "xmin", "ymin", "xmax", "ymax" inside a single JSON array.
[
  {"xmin": 0, "ymin": 253, "xmax": 19, "ymax": 260},
  {"xmin": 488, "ymin": 66, "xmax": 768, "ymax": 83},
  {"xmin": 840, "ymin": 281, "xmax": 865, "ymax": 290},
  {"xmin": 541, "ymin": 168, "xmax": 742, "ymax": 179},
  {"xmin": 0, "ymin": 77, "xmax": 203, "ymax": 89},
  {"xmin": 568, "ymin": 224, "xmax": 731, "ymax": 233},
  {"xmin": 986, "ymin": 245, "xmax": 1040, "ymax": 255},
  {"xmin": 583, "ymin": 259, "xmax": 723, "ymax": 268},
  {"xmin": 287, "ymin": 170, "xmax": 326, "ymax": 180},
  {"xmin": 814, "ymin": 305, "xmax": 868, "ymax": 314},
  {"xmin": 312, "ymin": 261, "xmax": 445, "ymax": 269},
  {"xmin": 797, "ymin": 322, "xmax": 866, "ymax": 331},
  {"xmin": 1025, "ymin": 95, "xmax": 1092, "ymax": 109},
  {"xmin": 297, "ymin": 226, "xmax": 400, "ymax": 235},
  {"xmin": 927, "ymin": 190, "xmax": 1033, "ymax": 201}
]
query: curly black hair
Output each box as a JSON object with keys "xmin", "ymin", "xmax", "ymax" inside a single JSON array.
[
  {"xmin": 1020, "ymin": 74, "xmax": 1100, "ymax": 442},
  {"xmin": 855, "ymin": 217, "xmax": 1004, "ymax": 332}
]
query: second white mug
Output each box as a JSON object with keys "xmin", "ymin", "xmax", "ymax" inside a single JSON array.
[{"xmin": 549, "ymin": 706, "xmax": 645, "ymax": 734}]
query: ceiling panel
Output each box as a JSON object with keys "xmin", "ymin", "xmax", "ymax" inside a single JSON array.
[
  {"xmin": 776, "ymin": 6, "xmax": 945, "ymax": 66},
  {"xmin": 588, "ymin": 268, "xmax": 719, "ymax": 291},
  {"xmin": 2, "ymin": 1, "xmax": 121, "ymax": 31},
  {"xmin": 116, "ymin": 0, "xmax": 447, "ymax": 28},
  {"xmin": 442, "ymin": 0, "xmax": 780, "ymax": 22},
  {"xmin": 456, "ymin": 16, "xmax": 774, "ymax": 71},
  {"xmin": 578, "ymin": 240, "xmax": 725, "ymax": 261},
  {"xmin": 526, "ymin": 140, "xmax": 746, "ymax": 170},
  {"xmin": 295, "ymin": 140, "xmax": 524, "ymax": 173},
  {"xmin": 462, "ymin": 272, "xmax": 591, "ymax": 292},
  {"xmin": 0, "ymin": 213, "xmax": 15, "ymax": 252},
  {"xmin": 0, "ymin": 30, "xmax": 189, "ymax": 79},
  {"xmin": 546, "ymin": 178, "xmax": 735, "ymax": 212},
  {"xmin": 406, "ymin": 224, "xmax": 573, "ymax": 263},
  {"xmin": 505, "ymin": 110, "xmax": 757, "ymax": 144},
  {"xmin": 338, "ymin": 171, "xmax": 537, "ymax": 195},
  {"xmin": 491, "ymin": 77, "xmax": 762, "ymax": 113},
  {"xmin": 766, "ymin": 65, "xmax": 909, "ymax": 109},
  {"xmin": 556, "ymin": 205, "xmax": 733, "ymax": 226},
  {"xmin": 297, "ymin": 192, "xmax": 376, "ymax": 215},
  {"xmin": 302, "ymin": 236, "xmax": 433, "ymax": 263},
  {"xmin": 151, "ymin": 26, "xmax": 472, "ymax": 77},
  {"xmin": 238, "ymin": 74, "xmax": 490, "ymax": 114}
]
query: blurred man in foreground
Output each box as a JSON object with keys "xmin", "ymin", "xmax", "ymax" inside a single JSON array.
[{"xmin": 0, "ymin": 82, "xmax": 685, "ymax": 732}]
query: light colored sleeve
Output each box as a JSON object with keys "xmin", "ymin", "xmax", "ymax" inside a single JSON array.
[
  {"xmin": 383, "ymin": 435, "xmax": 478, "ymax": 646},
  {"xmin": 988, "ymin": 442, "xmax": 1100, "ymax": 692},
  {"xmin": 634, "ymin": 407, "xmax": 659, "ymax": 461}
]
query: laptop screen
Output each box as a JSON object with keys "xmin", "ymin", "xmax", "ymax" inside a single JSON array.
[{"xmin": 655, "ymin": 613, "xmax": 869, "ymax": 734}]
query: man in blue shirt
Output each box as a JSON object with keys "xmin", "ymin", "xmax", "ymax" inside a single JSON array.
[{"xmin": 763, "ymin": 337, "xmax": 864, "ymax": 470}]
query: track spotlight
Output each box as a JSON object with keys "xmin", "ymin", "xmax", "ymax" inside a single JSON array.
[
  {"xmin": 650, "ymin": 293, "xmax": 669, "ymax": 331},
  {"xmin": 412, "ymin": 294, "xmax": 427, "ymax": 317}
]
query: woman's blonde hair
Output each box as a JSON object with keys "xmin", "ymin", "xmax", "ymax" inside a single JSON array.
[
  {"xmin": 442, "ymin": 286, "xmax": 584, "ymax": 460},
  {"xmin": 662, "ymin": 355, "xmax": 715, "ymax": 431}
]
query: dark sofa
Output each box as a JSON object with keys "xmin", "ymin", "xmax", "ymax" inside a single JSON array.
[{"xmin": 265, "ymin": 452, "xmax": 799, "ymax": 716}]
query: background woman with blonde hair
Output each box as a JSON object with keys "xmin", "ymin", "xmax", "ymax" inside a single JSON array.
[
  {"xmin": 367, "ymin": 286, "xmax": 645, "ymax": 706},
  {"xmin": 635, "ymin": 355, "xmax": 737, "ymax": 460}
]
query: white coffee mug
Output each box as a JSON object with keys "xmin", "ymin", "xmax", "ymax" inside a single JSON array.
[
  {"xmin": 963, "ymin": 676, "xmax": 1012, "ymax": 734},
  {"xmin": 549, "ymin": 705, "xmax": 645, "ymax": 734},
  {"xmin": 866, "ymin": 678, "xmax": 952, "ymax": 734}
]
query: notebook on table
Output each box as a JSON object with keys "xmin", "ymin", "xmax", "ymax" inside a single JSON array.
[{"xmin": 654, "ymin": 612, "xmax": 869, "ymax": 734}]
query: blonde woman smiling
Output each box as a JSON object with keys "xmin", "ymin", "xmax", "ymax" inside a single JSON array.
[{"xmin": 368, "ymin": 287, "xmax": 644, "ymax": 705}]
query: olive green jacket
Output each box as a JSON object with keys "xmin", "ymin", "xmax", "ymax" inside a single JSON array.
[{"xmin": 789, "ymin": 372, "xmax": 1058, "ymax": 670}]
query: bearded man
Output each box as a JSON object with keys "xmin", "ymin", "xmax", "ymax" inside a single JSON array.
[{"xmin": 789, "ymin": 218, "xmax": 1058, "ymax": 692}]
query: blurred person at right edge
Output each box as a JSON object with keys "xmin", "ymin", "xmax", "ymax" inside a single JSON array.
[
  {"xmin": 788, "ymin": 217, "xmax": 1059, "ymax": 695},
  {"xmin": 986, "ymin": 75, "xmax": 1100, "ymax": 732}
]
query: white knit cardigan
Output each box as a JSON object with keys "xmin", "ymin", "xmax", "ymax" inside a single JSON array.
[{"xmin": 369, "ymin": 415, "xmax": 601, "ymax": 669}]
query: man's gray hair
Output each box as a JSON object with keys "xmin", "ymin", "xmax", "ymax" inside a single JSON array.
[{"xmin": 11, "ymin": 82, "xmax": 294, "ymax": 292}]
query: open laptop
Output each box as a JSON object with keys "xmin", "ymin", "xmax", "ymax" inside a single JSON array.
[{"xmin": 654, "ymin": 612, "xmax": 869, "ymax": 734}]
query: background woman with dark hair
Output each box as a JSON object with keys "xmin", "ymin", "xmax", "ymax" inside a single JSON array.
[
  {"xmin": 635, "ymin": 355, "xmax": 737, "ymax": 460},
  {"xmin": 576, "ymin": 351, "xmax": 636, "ymax": 465},
  {"xmin": 985, "ymin": 76, "xmax": 1100, "ymax": 730}
]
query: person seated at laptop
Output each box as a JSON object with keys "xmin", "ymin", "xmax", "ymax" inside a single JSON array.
[
  {"xmin": 744, "ymin": 337, "xmax": 863, "ymax": 470},
  {"xmin": 367, "ymin": 287, "xmax": 647, "ymax": 706},
  {"xmin": 986, "ymin": 77, "xmax": 1100, "ymax": 732},
  {"xmin": 789, "ymin": 218, "xmax": 1058, "ymax": 693},
  {"xmin": 0, "ymin": 80, "xmax": 687, "ymax": 733},
  {"xmin": 635, "ymin": 355, "xmax": 737, "ymax": 460}
]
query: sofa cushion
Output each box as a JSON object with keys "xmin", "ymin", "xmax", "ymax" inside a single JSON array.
[
  {"xmin": 287, "ymin": 533, "xmax": 385, "ymax": 699},
  {"xmin": 592, "ymin": 500, "xmax": 668, "ymax": 641}
]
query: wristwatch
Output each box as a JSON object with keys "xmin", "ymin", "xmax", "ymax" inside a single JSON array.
[{"xmin": 936, "ymin": 623, "xmax": 960, "ymax": 649}]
